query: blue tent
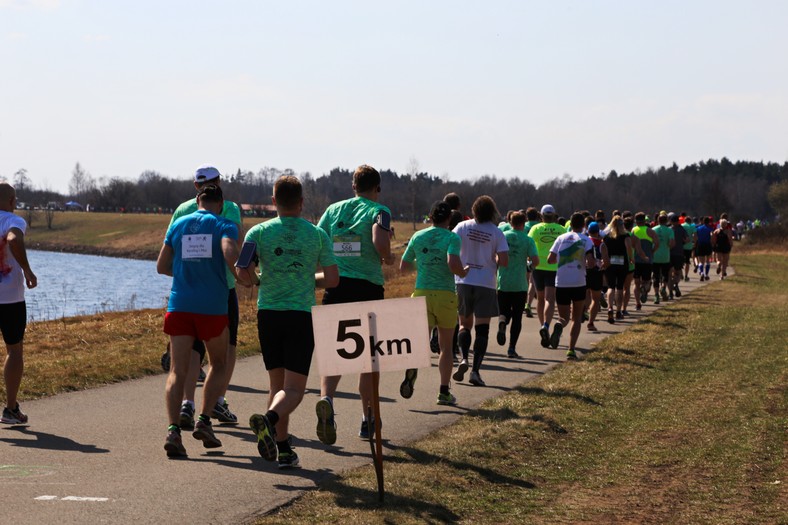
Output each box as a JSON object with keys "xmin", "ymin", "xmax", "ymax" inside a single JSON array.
[{"xmin": 65, "ymin": 201, "xmax": 83, "ymax": 210}]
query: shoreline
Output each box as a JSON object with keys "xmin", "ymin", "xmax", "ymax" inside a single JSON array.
[{"xmin": 30, "ymin": 241, "xmax": 158, "ymax": 261}]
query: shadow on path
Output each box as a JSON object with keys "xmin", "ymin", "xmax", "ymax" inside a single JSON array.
[{"xmin": 0, "ymin": 427, "xmax": 109, "ymax": 453}]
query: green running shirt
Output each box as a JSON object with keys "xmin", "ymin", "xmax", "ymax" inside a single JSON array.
[
  {"xmin": 402, "ymin": 226, "xmax": 462, "ymax": 292},
  {"xmin": 528, "ymin": 222, "xmax": 566, "ymax": 271},
  {"xmin": 497, "ymin": 229, "xmax": 538, "ymax": 292},
  {"xmin": 317, "ymin": 197, "xmax": 391, "ymax": 286},
  {"xmin": 652, "ymin": 225, "xmax": 675, "ymax": 264},
  {"xmin": 244, "ymin": 217, "xmax": 337, "ymax": 312}
]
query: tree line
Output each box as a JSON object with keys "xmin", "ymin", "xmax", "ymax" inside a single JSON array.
[{"xmin": 8, "ymin": 157, "xmax": 786, "ymax": 223}]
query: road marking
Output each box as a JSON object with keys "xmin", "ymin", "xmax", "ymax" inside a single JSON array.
[
  {"xmin": 0, "ymin": 465, "xmax": 57, "ymax": 478},
  {"xmin": 35, "ymin": 495, "xmax": 109, "ymax": 502}
]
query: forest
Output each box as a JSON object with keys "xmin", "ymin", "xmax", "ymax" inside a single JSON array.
[{"xmin": 9, "ymin": 157, "xmax": 786, "ymax": 223}]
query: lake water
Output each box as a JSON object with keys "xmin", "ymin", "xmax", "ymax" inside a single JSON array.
[{"xmin": 24, "ymin": 250, "xmax": 173, "ymax": 322}]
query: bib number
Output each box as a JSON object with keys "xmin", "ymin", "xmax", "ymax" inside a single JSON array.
[{"xmin": 182, "ymin": 234, "xmax": 213, "ymax": 259}]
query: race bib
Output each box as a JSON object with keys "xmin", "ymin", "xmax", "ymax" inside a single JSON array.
[
  {"xmin": 610, "ymin": 255, "xmax": 625, "ymax": 265},
  {"xmin": 182, "ymin": 234, "xmax": 213, "ymax": 259},
  {"xmin": 333, "ymin": 235, "xmax": 361, "ymax": 257}
]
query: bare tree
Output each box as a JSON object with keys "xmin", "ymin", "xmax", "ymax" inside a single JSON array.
[
  {"xmin": 406, "ymin": 156, "xmax": 420, "ymax": 231},
  {"xmin": 69, "ymin": 162, "xmax": 95, "ymax": 204}
]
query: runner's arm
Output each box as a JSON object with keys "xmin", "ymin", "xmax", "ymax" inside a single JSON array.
[
  {"xmin": 496, "ymin": 251, "xmax": 508, "ymax": 268},
  {"xmin": 448, "ymin": 254, "xmax": 470, "ymax": 277},
  {"xmin": 7, "ymin": 227, "xmax": 36, "ymax": 289},
  {"xmin": 316, "ymin": 264, "xmax": 339, "ymax": 289},
  {"xmin": 399, "ymin": 259, "xmax": 414, "ymax": 273},
  {"xmin": 156, "ymin": 243, "xmax": 174, "ymax": 276},
  {"xmin": 373, "ymin": 223, "xmax": 394, "ymax": 265}
]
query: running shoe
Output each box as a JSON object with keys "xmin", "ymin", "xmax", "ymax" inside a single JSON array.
[
  {"xmin": 359, "ymin": 419, "xmax": 378, "ymax": 440},
  {"xmin": 660, "ymin": 287, "xmax": 669, "ymax": 300},
  {"xmin": 621, "ymin": 310, "xmax": 630, "ymax": 316},
  {"xmin": 179, "ymin": 402, "xmax": 195, "ymax": 431},
  {"xmin": 197, "ymin": 367, "xmax": 206, "ymax": 382},
  {"xmin": 160, "ymin": 349, "xmax": 171, "ymax": 372},
  {"xmin": 496, "ymin": 323, "xmax": 506, "ymax": 346},
  {"xmin": 429, "ymin": 328, "xmax": 440, "ymax": 354},
  {"xmin": 468, "ymin": 371, "xmax": 486, "ymax": 386},
  {"xmin": 192, "ymin": 419, "xmax": 222, "ymax": 449},
  {"xmin": 315, "ymin": 397, "xmax": 337, "ymax": 445},
  {"xmin": 616, "ymin": 311, "xmax": 624, "ymax": 320},
  {"xmin": 539, "ymin": 326, "xmax": 550, "ymax": 348},
  {"xmin": 164, "ymin": 430, "xmax": 187, "ymax": 458},
  {"xmin": 549, "ymin": 323, "xmax": 563, "ymax": 349},
  {"xmin": 566, "ymin": 350, "xmax": 578, "ymax": 360},
  {"xmin": 654, "ymin": 295, "xmax": 660, "ymax": 305},
  {"xmin": 507, "ymin": 347, "xmax": 520, "ymax": 358},
  {"xmin": 636, "ymin": 304, "xmax": 642, "ymax": 311},
  {"xmin": 583, "ymin": 311, "xmax": 590, "ymax": 322},
  {"xmin": 277, "ymin": 450, "xmax": 300, "ymax": 469},
  {"xmin": 437, "ymin": 392, "xmax": 457, "ymax": 406},
  {"xmin": 607, "ymin": 311, "xmax": 615, "ymax": 324},
  {"xmin": 399, "ymin": 368, "xmax": 418, "ymax": 399},
  {"xmin": 717, "ymin": 265, "xmax": 722, "ymax": 275},
  {"xmin": 600, "ymin": 295, "xmax": 608, "ymax": 309},
  {"xmin": 684, "ymin": 276, "xmax": 690, "ymax": 282},
  {"xmin": 525, "ymin": 305, "xmax": 533, "ymax": 318},
  {"xmin": 693, "ymin": 265, "xmax": 698, "ymax": 273},
  {"xmin": 1, "ymin": 404, "xmax": 28, "ymax": 425},
  {"xmin": 453, "ymin": 359, "xmax": 469, "ymax": 382},
  {"xmin": 211, "ymin": 400, "xmax": 238, "ymax": 424},
  {"xmin": 249, "ymin": 413, "xmax": 278, "ymax": 460},
  {"xmin": 640, "ymin": 290, "xmax": 648, "ymax": 303},
  {"xmin": 674, "ymin": 284, "xmax": 682, "ymax": 297},
  {"xmin": 587, "ymin": 323, "xmax": 597, "ymax": 332}
]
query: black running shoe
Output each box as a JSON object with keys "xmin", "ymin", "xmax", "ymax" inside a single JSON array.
[
  {"xmin": 539, "ymin": 326, "xmax": 550, "ymax": 348},
  {"xmin": 496, "ymin": 322, "xmax": 506, "ymax": 346},
  {"xmin": 429, "ymin": 328, "xmax": 440, "ymax": 354},
  {"xmin": 549, "ymin": 323, "xmax": 563, "ymax": 349},
  {"xmin": 399, "ymin": 368, "xmax": 418, "ymax": 399},
  {"xmin": 674, "ymin": 284, "xmax": 682, "ymax": 297}
]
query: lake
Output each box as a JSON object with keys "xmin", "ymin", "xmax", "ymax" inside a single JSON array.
[{"xmin": 24, "ymin": 250, "xmax": 172, "ymax": 322}]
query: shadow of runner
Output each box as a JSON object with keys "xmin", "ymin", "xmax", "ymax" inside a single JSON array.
[
  {"xmin": 0, "ymin": 427, "xmax": 109, "ymax": 453},
  {"xmin": 514, "ymin": 386, "xmax": 601, "ymax": 406}
]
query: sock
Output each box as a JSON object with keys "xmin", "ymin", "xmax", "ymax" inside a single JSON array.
[
  {"xmin": 217, "ymin": 396, "xmax": 225, "ymax": 406},
  {"xmin": 265, "ymin": 410, "xmax": 280, "ymax": 427},
  {"xmin": 182, "ymin": 400, "xmax": 195, "ymax": 409},
  {"xmin": 543, "ymin": 322, "xmax": 550, "ymax": 331},
  {"xmin": 458, "ymin": 328, "xmax": 471, "ymax": 361},
  {"xmin": 704, "ymin": 263, "xmax": 710, "ymax": 275},
  {"xmin": 168, "ymin": 424, "xmax": 180, "ymax": 433},
  {"xmin": 440, "ymin": 385, "xmax": 450, "ymax": 395},
  {"xmin": 276, "ymin": 439, "xmax": 292, "ymax": 454},
  {"xmin": 198, "ymin": 414, "xmax": 211, "ymax": 424},
  {"xmin": 472, "ymin": 324, "xmax": 489, "ymax": 372}
]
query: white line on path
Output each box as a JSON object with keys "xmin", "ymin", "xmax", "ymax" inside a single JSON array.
[{"xmin": 35, "ymin": 495, "xmax": 110, "ymax": 502}]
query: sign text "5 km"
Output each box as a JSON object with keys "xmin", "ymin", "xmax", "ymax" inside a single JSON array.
[{"xmin": 336, "ymin": 320, "xmax": 412, "ymax": 359}]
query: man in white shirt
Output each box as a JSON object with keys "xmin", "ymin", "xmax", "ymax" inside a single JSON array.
[
  {"xmin": 452, "ymin": 196, "xmax": 508, "ymax": 386},
  {"xmin": 0, "ymin": 183, "xmax": 38, "ymax": 425}
]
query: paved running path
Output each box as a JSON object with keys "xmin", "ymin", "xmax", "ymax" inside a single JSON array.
[{"xmin": 0, "ymin": 272, "xmax": 725, "ymax": 524}]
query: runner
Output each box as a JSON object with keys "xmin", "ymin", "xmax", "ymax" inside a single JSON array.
[
  {"xmin": 547, "ymin": 213, "xmax": 595, "ymax": 359},
  {"xmin": 523, "ymin": 207, "xmax": 541, "ymax": 318},
  {"xmin": 315, "ymin": 164, "xmax": 394, "ymax": 443},
  {"xmin": 400, "ymin": 201, "xmax": 469, "ymax": 405},
  {"xmin": 242, "ymin": 176, "xmax": 339, "ymax": 468},
  {"xmin": 496, "ymin": 211, "xmax": 539, "ymax": 358},
  {"xmin": 712, "ymin": 219, "xmax": 733, "ymax": 279},
  {"xmin": 651, "ymin": 213, "xmax": 675, "ymax": 303},
  {"xmin": 695, "ymin": 217, "xmax": 714, "ymax": 281},
  {"xmin": 584, "ymin": 221, "xmax": 604, "ymax": 331},
  {"xmin": 0, "ymin": 182, "xmax": 38, "ymax": 425},
  {"xmin": 632, "ymin": 212, "xmax": 658, "ymax": 309},
  {"xmin": 669, "ymin": 213, "xmax": 689, "ymax": 298},
  {"xmin": 169, "ymin": 165, "xmax": 243, "ymax": 428},
  {"xmin": 452, "ymin": 196, "xmax": 509, "ymax": 387},
  {"xmin": 528, "ymin": 205, "xmax": 565, "ymax": 348},
  {"xmin": 602, "ymin": 216, "xmax": 638, "ymax": 322},
  {"xmin": 622, "ymin": 213, "xmax": 638, "ymax": 315},
  {"xmin": 681, "ymin": 216, "xmax": 697, "ymax": 281},
  {"xmin": 157, "ymin": 184, "xmax": 240, "ymax": 457}
]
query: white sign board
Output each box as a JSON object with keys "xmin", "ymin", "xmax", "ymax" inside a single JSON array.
[{"xmin": 312, "ymin": 296, "xmax": 431, "ymax": 377}]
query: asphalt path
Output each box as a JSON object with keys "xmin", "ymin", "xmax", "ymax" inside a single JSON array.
[{"xmin": 0, "ymin": 272, "xmax": 723, "ymax": 524}]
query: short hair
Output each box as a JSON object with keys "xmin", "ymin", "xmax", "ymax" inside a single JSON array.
[
  {"xmin": 595, "ymin": 209, "xmax": 605, "ymax": 221},
  {"xmin": 525, "ymin": 207, "xmax": 539, "ymax": 221},
  {"xmin": 274, "ymin": 175, "xmax": 302, "ymax": 210},
  {"xmin": 505, "ymin": 210, "xmax": 515, "ymax": 222},
  {"xmin": 197, "ymin": 184, "xmax": 223, "ymax": 204},
  {"xmin": 471, "ymin": 195, "xmax": 499, "ymax": 224},
  {"xmin": 624, "ymin": 216, "xmax": 634, "ymax": 231},
  {"xmin": 352, "ymin": 164, "xmax": 381, "ymax": 193},
  {"xmin": 658, "ymin": 214, "xmax": 669, "ymax": 225},
  {"xmin": 570, "ymin": 212, "xmax": 585, "ymax": 231},
  {"xmin": 703, "ymin": 216, "xmax": 712, "ymax": 226},
  {"xmin": 635, "ymin": 212, "xmax": 646, "ymax": 224},
  {"xmin": 443, "ymin": 192, "xmax": 461, "ymax": 211},
  {"xmin": 449, "ymin": 210, "xmax": 463, "ymax": 230},
  {"xmin": 510, "ymin": 211, "xmax": 526, "ymax": 228}
]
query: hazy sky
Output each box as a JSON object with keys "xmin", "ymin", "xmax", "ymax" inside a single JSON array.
[{"xmin": 1, "ymin": 0, "xmax": 786, "ymax": 194}]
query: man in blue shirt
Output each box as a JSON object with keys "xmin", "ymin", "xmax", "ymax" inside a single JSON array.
[{"xmin": 157, "ymin": 184, "xmax": 240, "ymax": 458}]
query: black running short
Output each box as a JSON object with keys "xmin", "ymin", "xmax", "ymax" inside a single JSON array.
[
  {"xmin": 532, "ymin": 269, "xmax": 556, "ymax": 291},
  {"xmin": 556, "ymin": 286, "xmax": 587, "ymax": 305},
  {"xmin": 0, "ymin": 301, "xmax": 26, "ymax": 345},
  {"xmin": 257, "ymin": 310, "xmax": 314, "ymax": 376},
  {"xmin": 605, "ymin": 265, "xmax": 628, "ymax": 290},
  {"xmin": 497, "ymin": 291, "xmax": 526, "ymax": 320},
  {"xmin": 697, "ymin": 243, "xmax": 712, "ymax": 257},
  {"xmin": 634, "ymin": 263, "xmax": 652, "ymax": 281},
  {"xmin": 323, "ymin": 276, "xmax": 384, "ymax": 305},
  {"xmin": 586, "ymin": 269, "xmax": 603, "ymax": 292},
  {"xmin": 683, "ymin": 249, "xmax": 693, "ymax": 265},
  {"xmin": 670, "ymin": 254, "xmax": 684, "ymax": 271}
]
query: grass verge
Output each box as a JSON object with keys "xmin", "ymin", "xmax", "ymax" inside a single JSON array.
[{"xmin": 253, "ymin": 253, "xmax": 787, "ymax": 524}]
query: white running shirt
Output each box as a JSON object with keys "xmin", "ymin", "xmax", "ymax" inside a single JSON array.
[{"xmin": 453, "ymin": 219, "xmax": 508, "ymax": 290}]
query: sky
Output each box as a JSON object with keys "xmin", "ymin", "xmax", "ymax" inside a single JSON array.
[{"xmin": 1, "ymin": 0, "xmax": 787, "ymax": 194}]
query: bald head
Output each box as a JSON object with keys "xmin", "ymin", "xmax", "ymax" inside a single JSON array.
[{"xmin": 0, "ymin": 182, "xmax": 16, "ymax": 212}]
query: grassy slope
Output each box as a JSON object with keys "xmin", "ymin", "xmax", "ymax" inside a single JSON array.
[{"xmin": 254, "ymin": 253, "xmax": 787, "ymax": 525}]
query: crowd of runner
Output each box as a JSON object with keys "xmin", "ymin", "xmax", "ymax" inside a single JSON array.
[{"xmin": 0, "ymin": 168, "xmax": 738, "ymax": 470}]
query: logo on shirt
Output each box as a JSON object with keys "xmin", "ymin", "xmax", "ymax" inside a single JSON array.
[{"xmin": 288, "ymin": 261, "xmax": 304, "ymax": 269}]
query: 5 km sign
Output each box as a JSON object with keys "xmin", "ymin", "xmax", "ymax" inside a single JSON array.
[{"xmin": 312, "ymin": 297, "xmax": 431, "ymax": 376}]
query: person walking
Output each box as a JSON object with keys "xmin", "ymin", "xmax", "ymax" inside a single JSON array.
[{"xmin": 0, "ymin": 182, "xmax": 37, "ymax": 425}]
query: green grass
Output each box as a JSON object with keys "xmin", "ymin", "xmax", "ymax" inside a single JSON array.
[{"xmin": 254, "ymin": 254, "xmax": 787, "ymax": 524}]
